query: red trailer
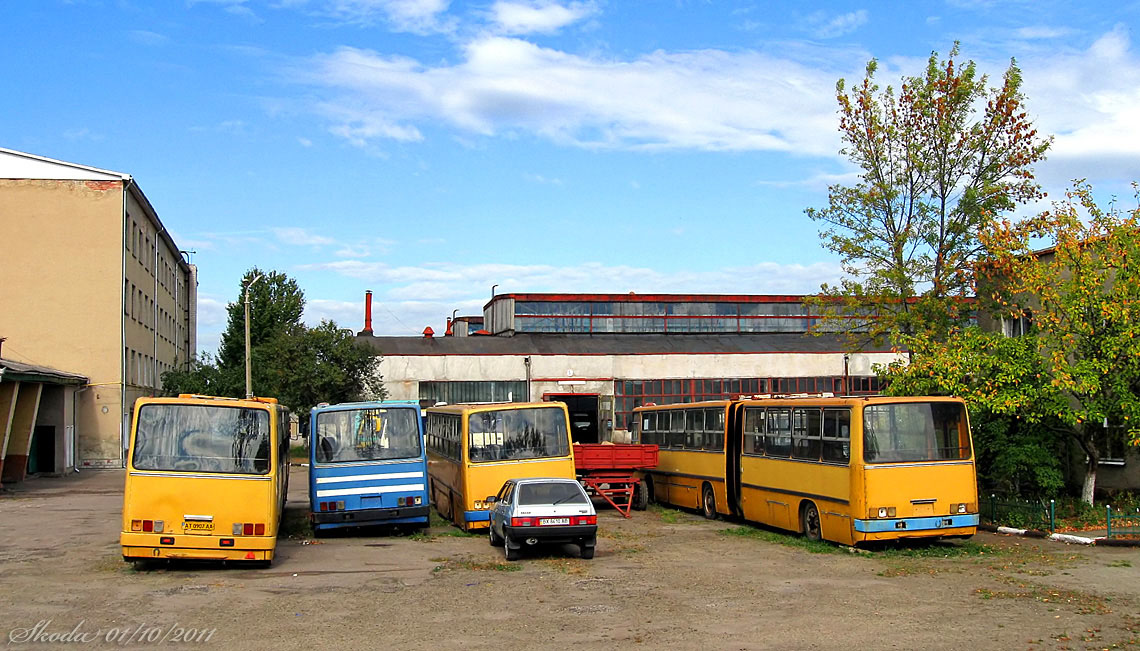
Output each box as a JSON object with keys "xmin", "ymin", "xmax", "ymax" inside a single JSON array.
[{"xmin": 573, "ymin": 443, "xmax": 659, "ymax": 518}]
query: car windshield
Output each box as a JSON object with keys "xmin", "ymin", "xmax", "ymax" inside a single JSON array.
[
  {"xmin": 314, "ymin": 407, "xmax": 421, "ymax": 463},
  {"xmin": 518, "ymin": 482, "xmax": 588, "ymax": 506},
  {"xmin": 133, "ymin": 403, "xmax": 271, "ymax": 474}
]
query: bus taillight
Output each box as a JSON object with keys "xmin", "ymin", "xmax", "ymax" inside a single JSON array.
[{"xmin": 136, "ymin": 519, "xmax": 164, "ymax": 533}]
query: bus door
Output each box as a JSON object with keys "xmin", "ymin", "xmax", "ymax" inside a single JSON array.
[{"xmin": 726, "ymin": 402, "xmax": 744, "ymax": 517}]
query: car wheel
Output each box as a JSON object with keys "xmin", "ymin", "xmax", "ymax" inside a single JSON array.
[
  {"xmin": 802, "ymin": 502, "xmax": 822, "ymax": 542},
  {"xmin": 488, "ymin": 521, "xmax": 503, "ymax": 547},
  {"xmin": 633, "ymin": 479, "xmax": 649, "ymax": 511},
  {"xmin": 701, "ymin": 484, "xmax": 718, "ymax": 520},
  {"xmin": 504, "ymin": 534, "xmax": 519, "ymax": 561},
  {"xmin": 580, "ymin": 538, "xmax": 596, "ymax": 560}
]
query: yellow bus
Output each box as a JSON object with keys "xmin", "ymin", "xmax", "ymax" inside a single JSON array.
[
  {"xmin": 425, "ymin": 402, "xmax": 576, "ymax": 531},
  {"xmin": 635, "ymin": 395, "xmax": 978, "ymax": 545},
  {"xmin": 121, "ymin": 394, "xmax": 291, "ymax": 565}
]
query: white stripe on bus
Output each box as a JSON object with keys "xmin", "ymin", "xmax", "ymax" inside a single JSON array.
[
  {"xmin": 314, "ymin": 471, "xmax": 425, "ymax": 484},
  {"xmin": 315, "ymin": 483, "xmax": 426, "ymax": 498}
]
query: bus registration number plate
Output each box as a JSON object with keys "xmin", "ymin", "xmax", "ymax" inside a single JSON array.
[
  {"xmin": 539, "ymin": 517, "xmax": 570, "ymax": 526},
  {"xmin": 183, "ymin": 522, "xmax": 214, "ymax": 533}
]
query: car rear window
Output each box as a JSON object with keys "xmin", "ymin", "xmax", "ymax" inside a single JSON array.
[{"xmin": 518, "ymin": 482, "xmax": 588, "ymax": 505}]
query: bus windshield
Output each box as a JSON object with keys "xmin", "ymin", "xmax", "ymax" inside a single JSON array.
[
  {"xmin": 468, "ymin": 407, "xmax": 570, "ymax": 462},
  {"xmin": 133, "ymin": 403, "xmax": 271, "ymax": 474},
  {"xmin": 863, "ymin": 402, "xmax": 971, "ymax": 463},
  {"xmin": 314, "ymin": 407, "xmax": 421, "ymax": 463}
]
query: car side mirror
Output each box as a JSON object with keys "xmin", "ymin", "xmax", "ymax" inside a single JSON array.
[{"xmin": 485, "ymin": 496, "xmax": 498, "ymax": 504}]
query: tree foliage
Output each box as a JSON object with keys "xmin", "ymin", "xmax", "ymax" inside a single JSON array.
[
  {"xmin": 883, "ymin": 183, "xmax": 1140, "ymax": 504},
  {"xmin": 162, "ymin": 269, "xmax": 385, "ymax": 423},
  {"xmin": 807, "ymin": 44, "xmax": 1051, "ymax": 349},
  {"xmin": 979, "ymin": 183, "xmax": 1140, "ymax": 503},
  {"xmin": 217, "ymin": 268, "xmax": 305, "ymax": 370}
]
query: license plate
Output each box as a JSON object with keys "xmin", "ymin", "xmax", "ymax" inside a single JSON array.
[
  {"xmin": 183, "ymin": 521, "xmax": 214, "ymax": 533},
  {"xmin": 539, "ymin": 517, "xmax": 570, "ymax": 526}
]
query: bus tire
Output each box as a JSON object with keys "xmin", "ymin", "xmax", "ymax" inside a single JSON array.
[
  {"xmin": 701, "ymin": 483, "xmax": 718, "ymax": 520},
  {"xmin": 802, "ymin": 502, "xmax": 822, "ymax": 542},
  {"xmin": 644, "ymin": 477, "xmax": 655, "ymax": 505},
  {"xmin": 633, "ymin": 479, "xmax": 649, "ymax": 511}
]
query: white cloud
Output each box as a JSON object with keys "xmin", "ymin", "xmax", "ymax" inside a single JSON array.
[
  {"xmin": 1014, "ymin": 26, "xmax": 1071, "ymax": 40},
  {"xmin": 272, "ymin": 226, "xmax": 337, "ymax": 247},
  {"xmin": 1019, "ymin": 25, "xmax": 1140, "ymax": 186},
  {"xmin": 490, "ymin": 1, "xmax": 597, "ymax": 35},
  {"xmin": 807, "ymin": 10, "xmax": 868, "ymax": 39},
  {"xmin": 128, "ymin": 30, "xmax": 170, "ymax": 46},
  {"xmin": 300, "ymin": 38, "xmax": 852, "ymax": 155},
  {"xmin": 301, "ymin": 0, "xmax": 455, "ymax": 33}
]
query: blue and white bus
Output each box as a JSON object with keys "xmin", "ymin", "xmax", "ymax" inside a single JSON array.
[{"xmin": 308, "ymin": 401, "xmax": 430, "ymax": 533}]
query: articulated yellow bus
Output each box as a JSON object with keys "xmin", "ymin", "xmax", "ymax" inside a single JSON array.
[
  {"xmin": 425, "ymin": 402, "xmax": 576, "ymax": 531},
  {"xmin": 635, "ymin": 395, "xmax": 978, "ymax": 545},
  {"xmin": 121, "ymin": 394, "xmax": 291, "ymax": 565}
]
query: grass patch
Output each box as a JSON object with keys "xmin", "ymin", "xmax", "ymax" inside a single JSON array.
[
  {"xmin": 875, "ymin": 539, "xmax": 1002, "ymax": 559},
  {"xmin": 432, "ymin": 557, "xmax": 522, "ymax": 573},
  {"xmin": 718, "ymin": 526, "xmax": 838, "ymax": 554},
  {"xmin": 1109, "ymin": 559, "xmax": 1133, "ymax": 568},
  {"xmin": 973, "ymin": 583, "xmax": 1112, "ymax": 615},
  {"xmin": 289, "ymin": 444, "xmax": 308, "ymax": 463},
  {"xmin": 543, "ymin": 558, "xmax": 589, "ymax": 575},
  {"xmin": 648, "ymin": 503, "xmax": 691, "ymax": 524}
]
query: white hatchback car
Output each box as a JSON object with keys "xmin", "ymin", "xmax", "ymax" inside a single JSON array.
[{"xmin": 486, "ymin": 477, "xmax": 598, "ymax": 560}]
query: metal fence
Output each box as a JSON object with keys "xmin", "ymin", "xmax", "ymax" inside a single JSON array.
[
  {"xmin": 980, "ymin": 494, "xmax": 1055, "ymax": 532},
  {"xmin": 1106, "ymin": 506, "xmax": 1140, "ymax": 539}
]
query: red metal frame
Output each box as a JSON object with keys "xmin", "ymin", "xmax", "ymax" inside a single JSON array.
[{"xmin": 573, "ymin": 443, "xmax": 658, "ymax": 518}]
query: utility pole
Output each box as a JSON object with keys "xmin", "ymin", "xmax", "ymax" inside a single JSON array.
[{"xmin": 244, "ymin": 273, "xmax": 264, "ymax": 399}]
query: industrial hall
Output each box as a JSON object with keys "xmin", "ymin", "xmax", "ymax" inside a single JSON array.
[{"xmin": 358, "ymin": 292, "xmax": 901, "ymax": 444}]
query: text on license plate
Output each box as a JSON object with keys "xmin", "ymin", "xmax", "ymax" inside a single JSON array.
[
  {"xmin": 539, "ymin": 517, "xmax": 570, "ymax": 526},
  {"xmin": 183, "ymin": 522, "xmax": 214, "ymax": 533}
]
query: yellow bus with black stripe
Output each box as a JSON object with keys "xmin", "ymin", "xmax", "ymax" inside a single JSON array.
[{"xmin": 635, "ymin": 395, "xmax": 978, "ymax": 545}]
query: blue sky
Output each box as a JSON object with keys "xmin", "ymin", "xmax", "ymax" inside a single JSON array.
[{"xmin": 3, "ymin": 1, "xmax": 1139, "ymax": 355}]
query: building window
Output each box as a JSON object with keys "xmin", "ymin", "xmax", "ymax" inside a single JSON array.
[
  {"xmin": 1096, "ymin": 422, "xmax": 1128, "ymax": 465},
  {"xmin": 420, "ymin": 381, "xmax": 528, "ymax": 405},
  {"xmin": 1001, "ymin": 311, "xmax": 1033, "ymax": 337}
]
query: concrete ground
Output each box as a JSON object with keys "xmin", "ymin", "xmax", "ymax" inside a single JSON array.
[{"xmin": 2, "ymin": 467, "xmax": 1139, "ymax": 650}]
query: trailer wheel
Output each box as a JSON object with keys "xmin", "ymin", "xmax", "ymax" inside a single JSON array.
[{"xmin": 633, "ymin": 479, "xmax": 649, "ymax": 511}]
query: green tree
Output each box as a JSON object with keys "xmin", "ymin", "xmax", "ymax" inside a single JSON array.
[
  {"xmin": 263, "ymin": 320, "xmax": 386, "ymax": 429},
  {"xmin": 880, "ymin": 327, "xmax": 1066, "ymax": 496},
  {"xmin": 883, "ymin": 183, "xmax": 1140, "ymax": 505},
  {"xmin": 162, "ymin": 270, "xmax": 386, "ymax": 423},
  {"xmin": 806, "ymin": 44, "xmax": 1051, "ymax": 350},
  {"xmin": 217, "ymin": 268, "xmax": 305, "ymax": 370},
  {"xmin": 979, "ymin": 183, "xmax": 1140, "ymax": 504}
]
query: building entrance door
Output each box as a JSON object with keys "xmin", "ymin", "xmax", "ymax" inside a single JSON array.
[{"xmin": 544, "ymin": 394, "xmax": 600, "ymax": 444}]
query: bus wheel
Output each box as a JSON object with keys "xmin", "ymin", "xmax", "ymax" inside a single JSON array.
[
  {"xmin": 701, "ymin": 484, "xmax": 718, "ymax": 520},
  {"xmin": 802, "ymin": 503, "xmax": 822, "ymax": 542},
  {"xmin": 633, "ymin": 479, "xmax": 649, "ymax": 511}
]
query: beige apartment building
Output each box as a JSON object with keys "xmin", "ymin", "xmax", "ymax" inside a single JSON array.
[{"xmin": 0, "ymin": 147, "xmax": 197, "ymax": 473}]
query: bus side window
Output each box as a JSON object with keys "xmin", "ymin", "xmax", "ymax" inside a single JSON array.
[{"xmin": 822, "ymin": 409, "xmax": 850, "ymax": 464}]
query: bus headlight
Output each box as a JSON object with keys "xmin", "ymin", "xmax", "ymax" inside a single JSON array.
[
  {"xmin": 949, "ymin": 503, "xmax": 972, "ymax": 514},
  {"xmin": 870, "ymin": 507, "xmax": 896, "ymax": 519}
]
